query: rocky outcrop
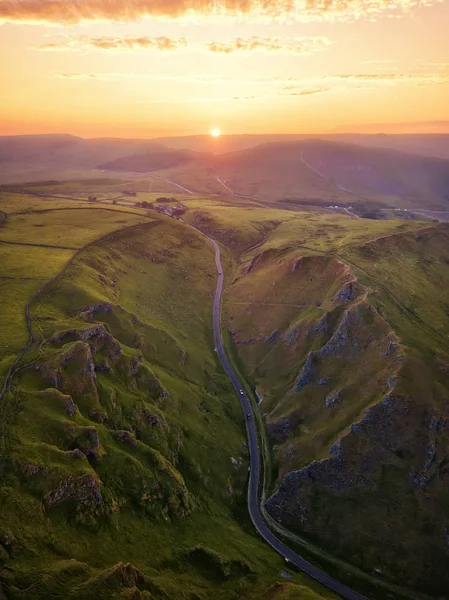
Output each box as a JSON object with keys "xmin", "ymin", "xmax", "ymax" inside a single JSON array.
[
  {"xmin": 335, "ymin": 281, "xmax": 357, "ymax": 303},
  {"xmin": 265, "ymin": 388, "xmax": 449, "ymax": 590},
  {"xmin": 294, "ymin": 353, "xmax": 315, "ymax": 391},
  {"xmin": 410, "ymin": 414, "xmax": 449, "ymax": 489},
  {"xmin": 64, "ymin": 395, "xmax": 77, "ymax": 417},
  {"xmin": 294, "ymin": 303, "xmax": 402, "ymax": 391},
  {"xmin": 76, "ymin": 303, "xmax": 113, "ymax": 322},
  {"xmin": 267, "ymin": 416, "xmax": 292, "ymax": 443},
  {"xmin": 43, "ymin": 474, "xmax": 102, "ymax": 512},
  {"xmin": 111, "ymin": 430, "xmax": 137, "ymax": 446},
  {"xmin": 325, "ymin": 388, "xmax": 341, "ymax": 409},
  {"xmin": 37, "ymin": 341, "xmax": 99, "ymax": 403},
  {"xmin": 71, "ymin": 426, "xmax": 104, "ymax": 459}
]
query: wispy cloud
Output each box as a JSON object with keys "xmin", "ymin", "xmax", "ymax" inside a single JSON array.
[
  {"xmin": 54, "ymin": 70, "xmax": 449, "ymax": 88},
  {"xmin": 40, "ymin": 35, "xmax": 187, "ymax": 53},
  {"xmin": 0, "ymin": 0, "xmax": 442, "ymax": 25},
  {"xmin": 207, "ymin": 36, "xmax": 331, "ymax": 54},
  {"xmin": 282, "ymin": 87, "xmax": 329, "ymax": 96},
  {"xmin": 55, "ymin": 71, "xmax": 331, "ymax": 102},
  {"xmin": 137, "ymin": 96, "xmax": 260, "ymax": 105},
  {"xmin": 38, "ymin": 34, "xmax": 331, "ymax": 55},
  {"xmin": 334, "ymin": 72, "xmax": 449, "ymax": 85},
  {"xmin": 361, "ymin": 59, "xmax": 395, "ymax": 65},
  {"xmin": 58, "ymin": 72, "xmax": 97, "ymax": 79}
]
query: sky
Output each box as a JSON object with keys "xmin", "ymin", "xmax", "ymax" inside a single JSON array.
[{"xmin": 0, "ymin": 0, "xmax": 448, "ymax": 138}]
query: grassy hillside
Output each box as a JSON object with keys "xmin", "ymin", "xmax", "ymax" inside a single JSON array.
[
  {"xmin": 0, "ymin": 199, "xmax": 334, "ymax": 600},
  {"xmin": 0, "ymin": 201, "xmax": 150, "ymax": 383},
  {"xmin": 204, "ymin": 140, "xmax": 449, "ymax": 209},
  {"xmin": 223, "ymin": 211, "xmax": 449, "ymax": 595},
  {"xmin": 299, "ymin": 140, "xmax": 449, "ymax": 208}
]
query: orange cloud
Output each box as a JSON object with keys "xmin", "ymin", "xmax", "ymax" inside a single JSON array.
[
  {"xmin": 208, "ymin": 36, "xmax": 331, "ymax": 54},
  {"xmin": 40, "ymin": 35, "xmax": 187, "ymax": 52},
  {"xmin": 335, "ymin": 72, "xmax": 449, "ymax": 84},
  {"xmin": 282, "ymin": 87, "xmax": 329, "ymax": 95},
  {"xmin": 38, "ymin": 33, "xmax": 331, "ymax": 54},
  {"xmin": 58, "ymin": 72, "xmax": 97, "ymax": 79},
  {"xmin": 0, "ymin": 0, "xmax": 441, "ymax": 25}
]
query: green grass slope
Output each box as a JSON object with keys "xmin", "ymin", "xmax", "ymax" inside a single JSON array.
[
  {"xmin": 224, "ymin": 213, "xmax": 449, "ymax": 595},
  {"xmin": 0, "ymin": 202, "xmax": 150, "ymax": 383},
  {"xmin": 0, "ymin": 211, "xmax": 334, "ymax": 600}
]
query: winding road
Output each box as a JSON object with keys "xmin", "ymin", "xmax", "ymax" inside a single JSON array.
[{"xmin": 185, "ymin": 220, "xmax": 368, "ymax": 600}]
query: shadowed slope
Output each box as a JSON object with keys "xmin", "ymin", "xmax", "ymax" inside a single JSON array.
[{"xmin": 225, "ymin": 219, "xmax": 449, "ymax": 594}]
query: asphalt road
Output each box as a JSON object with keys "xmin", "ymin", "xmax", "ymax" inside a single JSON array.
[{"xmin": 186, "ymin": 220, "xmax": 369, "ymax": 600}]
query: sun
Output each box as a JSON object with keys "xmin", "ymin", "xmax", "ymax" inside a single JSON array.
[{"xmin": 211, "ymin": 128, "xmax": 221, "ymax": 138}]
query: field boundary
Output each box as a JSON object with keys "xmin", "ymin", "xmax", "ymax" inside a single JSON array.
[
  {"xmin": 0, "ymin": 239, "xmax": 78, "ymax": 250},
  {"xmin": 7, "ymin": 205, "xmax": 147, "ymax": 217}
]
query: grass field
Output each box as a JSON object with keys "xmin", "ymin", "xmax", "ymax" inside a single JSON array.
[
  {"xmin": 243, "ymin": 212, "xmax": 422, "ymax": 256},
  {"xmin": 0, "ymin": 192, "xmax": 94, "ymax": 213},
  {"xmin": 0, "ymin": 208, "xmax": 146, "ymax": 246}
]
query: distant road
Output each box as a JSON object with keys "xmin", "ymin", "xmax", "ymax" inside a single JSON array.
[
  {"xmin": 342, "ymin": 207, "xmax": 360, "ymax": 219},
  {"xmin": 300, "ymin": 153, "xmax": 368, "ymax": 212},
  {"xmin": 216, "ymin": 176, "xmax": 234, "ymax": 195},
  {"xmin": 145, "ymin": 174, "xmax": 194, "ymax": 194},
  {"xmin": 300, "ymin": 151, "xmax": 330, "ymax": 183},
  {"xmin": 184, "ymin": 219, "xmax": 368, "ymax": 600}
]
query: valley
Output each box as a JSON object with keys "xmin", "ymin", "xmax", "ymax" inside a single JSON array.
[
  {"xmin": 1, "ymin": 134, "xmax": 449, "ymax": 600},
  {"xmin": 1, "ymin": 194, "xmax": 337, "ymax": 600}
]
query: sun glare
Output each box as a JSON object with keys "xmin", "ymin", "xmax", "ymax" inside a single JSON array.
[{"xmin": 211, "ymin": 128, "xmax": 221, "ymax": 138}]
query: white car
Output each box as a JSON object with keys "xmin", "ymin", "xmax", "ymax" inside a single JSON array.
[{"xmin": 240, "ymin": 390, "xmax": 244, "ymax": 395}]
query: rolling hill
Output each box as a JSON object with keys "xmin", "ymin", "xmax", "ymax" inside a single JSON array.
[
  {"xmin": 204, "ymin": 140, "xmax": 449, "ymax": 209},
  {"xmin": 97, "ymin": 148, "xmax": 204, "ymax": 173},
  {"xmin": 151, "ymin": 133, "xmax": 449, "ymax": 160},
  {"xmin": 2, "ymin": 135, "xmax": 449, "ymax": 214}
]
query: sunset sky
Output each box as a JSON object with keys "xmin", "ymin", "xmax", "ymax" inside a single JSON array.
[{"xmin": 0, "ymin": 0, "xmax": 448, "ymax": 138}]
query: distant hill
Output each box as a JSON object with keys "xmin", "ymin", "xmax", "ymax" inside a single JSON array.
[
  {"xmin": 204, "ymin": 139, "xmax": 449, "ymax": 209},
  {"xmin": 0, "ymin": 134, "xmax": 164, "ymax": 181},
  {"xmin": 95, "ymin": 138, "xmax": 449, "ymax": 209},
  {"xmin": 152, "ymin": 133, "xmax": 449, "ymax": 160},
  {"xmin": 1, "ymin": 134, "xmax": 449, "ymax": 210},
  {"xmin": 98, "ymin": 148, "xmax": 204, "ymax": 172}
]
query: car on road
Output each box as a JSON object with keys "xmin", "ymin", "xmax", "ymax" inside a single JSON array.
[
  {"xmin": 246, "ymin": 414, "xmax": 251, "ymax": 420},
  {"xmin": 240, "ymin": 390, "xmax": 244, "ymax": 395}
]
